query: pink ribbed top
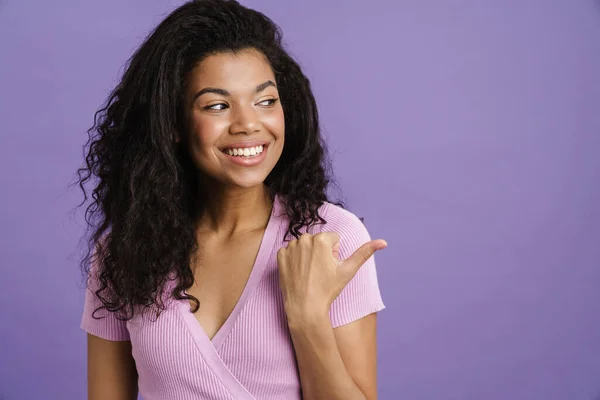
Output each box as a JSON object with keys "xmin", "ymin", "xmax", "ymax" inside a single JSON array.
[{"xmin": 81, "ymin": 195, "xmax": 385, "ymax": 400}]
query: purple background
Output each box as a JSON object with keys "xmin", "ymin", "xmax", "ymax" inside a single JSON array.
[{"xmin": 1, "ymin": 1, "xmax": 600, "ymax": 399}]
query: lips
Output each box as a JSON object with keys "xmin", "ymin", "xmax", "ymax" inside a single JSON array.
[{"xmin": 220, "ymin": 141, "xmax": 269, "ymax": 167}]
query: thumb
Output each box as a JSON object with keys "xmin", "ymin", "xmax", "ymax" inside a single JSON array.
[{"xmin": 340, "ymin": 239, "xmax": 387, "ymax": 277}]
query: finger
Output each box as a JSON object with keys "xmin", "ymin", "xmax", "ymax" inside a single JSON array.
[
  {"xmin": 298, "ymin": 233, "xmax": 313, "ymax": 244},
  {"xmin": 340, "ymin": 239, "xmax": 387, "ymax": 276},
  {"xmin": 314, "ymin": 231, "xmax": 340, "ymax": 247},
  {"xmin": 332, "ymin": 241, "xmax": 341, "ymax": 260}
]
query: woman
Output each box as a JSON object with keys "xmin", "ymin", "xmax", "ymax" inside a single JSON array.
[{"xmin": 77, "ymin": 1, "xmax": 387, "ymax": 399}]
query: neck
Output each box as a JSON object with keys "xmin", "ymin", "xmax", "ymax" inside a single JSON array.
[{"xmin": 196, "ymin": 181, "xmax": 273, "ymax": 237}]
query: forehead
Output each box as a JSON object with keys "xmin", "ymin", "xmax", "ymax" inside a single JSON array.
[{"xmin": 188, "ymin": 48, "xmax": 276, "ymax": 90}]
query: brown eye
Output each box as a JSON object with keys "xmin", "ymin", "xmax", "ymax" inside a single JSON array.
[
  {"xmin": 259, "ymin": 98, "xmax": 279, "ymax": 106},
  {"xmin": 204, "ymin": 103, "xmax": 228, "ymax": 111}
]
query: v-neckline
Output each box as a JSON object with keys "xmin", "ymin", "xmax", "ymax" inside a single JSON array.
[{"xmin": 177, "ymin": 193, "xmax": 283, "ymax": 350}]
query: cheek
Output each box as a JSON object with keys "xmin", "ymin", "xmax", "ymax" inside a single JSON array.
[
  {"xmin": 264, "ymin": 108, "xmax": 286, "ymax": 140},
  {"xmin": 186, "ymin": 116, "xmax": 227, "ymax": 174},
  {"xmin": 189, "ymin": 116, "xmax": 225, "ymax": 149}
]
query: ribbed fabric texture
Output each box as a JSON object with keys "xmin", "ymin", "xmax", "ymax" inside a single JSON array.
[{"xmin": 81, "ymin": 197, "xmax": 385, "ymax": 400}]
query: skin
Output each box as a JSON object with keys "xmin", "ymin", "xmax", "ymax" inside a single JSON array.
[
  {"xmin": 87, "ymin": 48, "xmax": 385, "ymax": 400},
  {"xmin": 278, "ymin": 232, "xmax": 387, "ymax": 400},
  {"xmin": 87, "ymin": 334, "xmax": 137, "ymax": 400}
]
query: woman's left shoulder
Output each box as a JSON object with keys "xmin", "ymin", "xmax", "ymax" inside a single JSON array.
[{"xmin": 317, "ymin": 201, "xmax": 369, "ymax": 238}]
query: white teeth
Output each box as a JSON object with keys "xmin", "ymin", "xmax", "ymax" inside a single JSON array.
[{"xmin": 224, "ymin": 145, "xmax": 265, "ymax": 157}]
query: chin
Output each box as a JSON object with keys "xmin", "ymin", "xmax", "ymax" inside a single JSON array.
[{"xmin": 220, "ymin": 173, "xmax": 269, "ymax": 190}]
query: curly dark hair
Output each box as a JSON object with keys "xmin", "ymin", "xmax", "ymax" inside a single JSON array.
[{"xmin": 72, "ymin": 0, "xmax": 345, "ymax": 321}]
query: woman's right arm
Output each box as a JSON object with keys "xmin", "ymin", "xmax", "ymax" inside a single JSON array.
[{"xmin": 87, "ymin": 333, "xmax": 138, "ymax": 400}]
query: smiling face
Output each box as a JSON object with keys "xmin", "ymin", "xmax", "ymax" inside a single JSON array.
[{"xmin": 180, "ymin": 48, "xmax": 285, "ymax": 190}]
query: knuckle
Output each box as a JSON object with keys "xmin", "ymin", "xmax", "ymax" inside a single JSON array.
[
  {"xmin": 315, "ymin": 233, "xmax": 329, "ymax": 244},
  {"xmin": 277, "ymin": 247, "xmax": 286, "ymax": 259},
  {"xmin": 299, "ymin": 233, "xmax": 312, "ymax": 243}
]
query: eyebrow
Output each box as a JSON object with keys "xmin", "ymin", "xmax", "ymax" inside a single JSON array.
[{"xmin": 193, "ymin": 80, "xmax": 277, "ymax": 101}]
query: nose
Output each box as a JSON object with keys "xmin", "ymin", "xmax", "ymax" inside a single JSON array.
[{"xmin": 229, "ymin": 104, "xmax": 262, "ymax": 135}]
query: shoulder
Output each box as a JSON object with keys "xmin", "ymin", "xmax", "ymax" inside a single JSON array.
[
  {"xmin": 317, "ymin": 201, "xmax": 369, "ymax": 240},
  {"xmin": 274, "ymin": 195, "xmax": 368, "ymax": 239}
]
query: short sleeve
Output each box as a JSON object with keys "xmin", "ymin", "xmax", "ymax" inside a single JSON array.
[
  {"xmin": 320, "ymin": 203, "xmax": 386, "ymax": 328},
  {"xmin": 80, "ymin": 246, "xmax": 130, "ymax": 341}
]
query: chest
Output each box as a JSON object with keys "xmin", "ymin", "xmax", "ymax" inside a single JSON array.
[
  {"xmin": 126, "ymin": 268, "xmax": 301, "ymax": 400},
  {"xmin": 185, "ymin": 232, "xmax": 266, "ymax": 340}
]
